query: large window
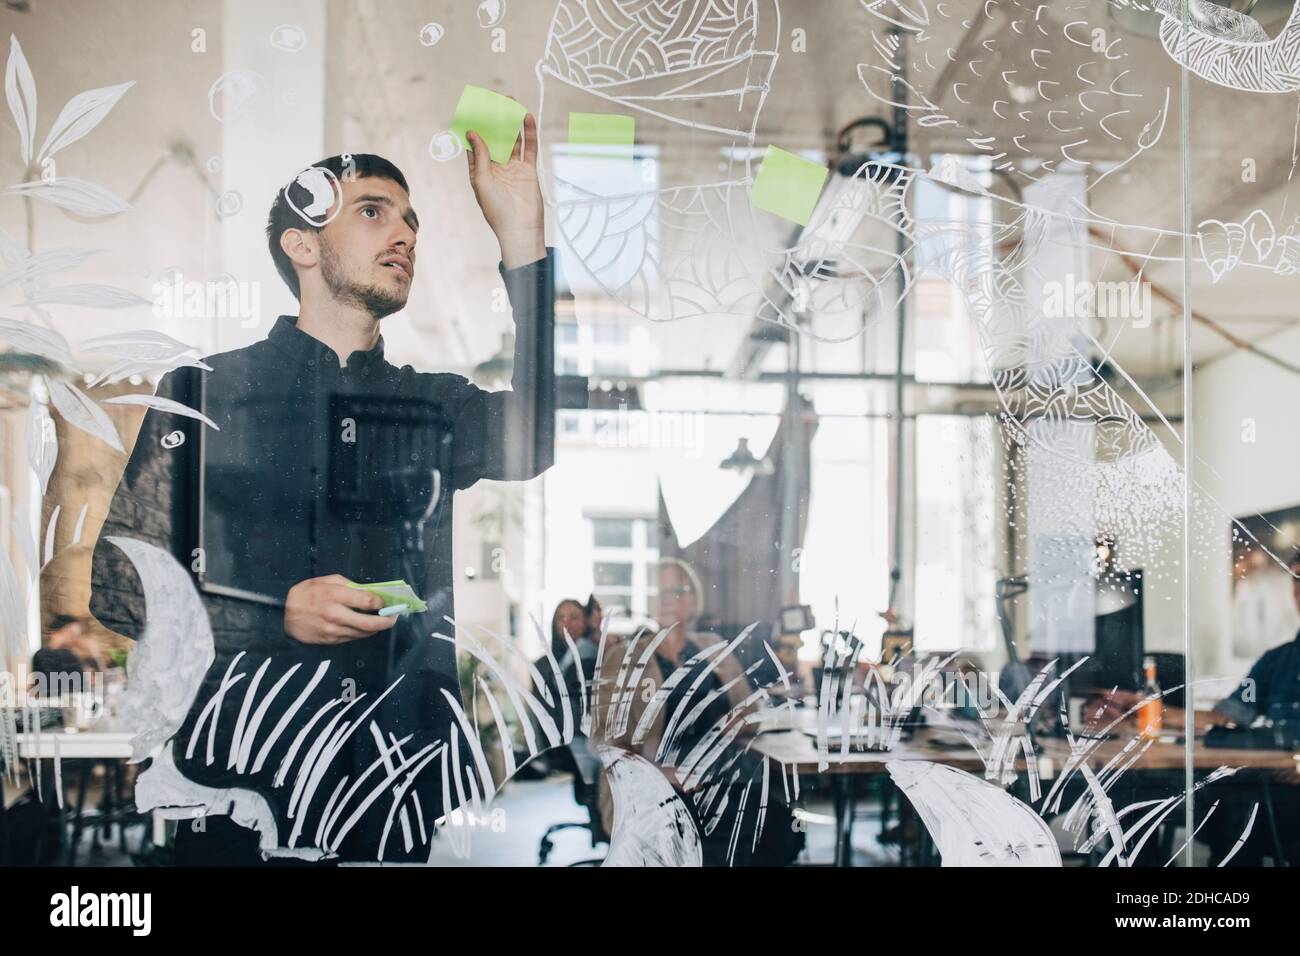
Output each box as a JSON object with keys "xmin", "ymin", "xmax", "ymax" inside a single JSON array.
[{"xmin": 588, "ymin": 515, "xmax": 658, "ymax": 622}]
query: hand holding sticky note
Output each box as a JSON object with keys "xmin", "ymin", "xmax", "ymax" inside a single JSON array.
[
  {"xmin": 451, "ymin": 85, "xmax": 528, "ymax": 164},
  {"xmin": 751, "ymin": 145, "xmax": 829, "ymax": 227},
  {"xmin": 347, "ymin": 580, "xmax": 428, "ymax": 617}
]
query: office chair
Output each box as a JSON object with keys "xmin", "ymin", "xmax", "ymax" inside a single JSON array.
[{"xmin": 537, "ymin": 740, "xmax": 608, "ymax": 866}]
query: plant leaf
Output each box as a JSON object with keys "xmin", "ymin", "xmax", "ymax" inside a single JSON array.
[
  {"xmin": 71, "ymin": 502, "xmax": 88, "ymax": 545},
  {"xmin": 103, "ymin": 393, "xmax": 219, "ymax": 431},
  {"xmin": 5, "ymin": 177, "xmax": 130, "ymax": 217},
  {"xmin": 0, "ymin": 247, "xmax": 97, "ymax": 289},
  {"xmin": 47, "ymin": 377, "xmax": 124, "ymax": 452},
  {"xmin": 0, "ymin": 225, "xmax": 29, "ymax": 266},
  {"xmin": 88, "ymin": 354, "xmax": 211, "ymax": 388},
  {"xmin": 79, "ymin": 328, "xmax": 197, "ymax": 361},
  {"xmin": 37, "ymin": 80, "xmax": 133, "ymax": 162},
  {"xmin": 22, "ymin": 283, "xmax": 149, "ymax": 308},
  {"xmin": 0, "ymin": 315, "xmax": 72, "ymax": 366},
  {"xmin": 43, "ymin": 502, "xmax": 59, "ymax": 567},
  {"xmin": 26, "ymin": 398, "xmax": 55, "ymax": 496},
  {"xmin": 5, "ymin": 35, "xmax": 36, "ymax": 166}
]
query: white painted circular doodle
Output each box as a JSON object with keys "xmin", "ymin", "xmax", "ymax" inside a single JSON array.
[
  {"xmin": 215, "ymin": 190, "xmax": 243, "ymax": 218},
  {"xmin": 207, "ymin": 71, "xmax": 266, "ymax": 124},
  {"xmin": 284, "ymin": 166, "xmax": 343, "ymax": 226},
  {"xmin": 269, "ymin": 24, "xmax": 307, "ymax": 53},
  {"xmin": 428, "ymin": 130, "xmax": 463, "ymax": 163},
  {"xmin": 418, "ymin": 22, "xmax": 445, "ymax": 47},
  {"xmin": 477, "ymin": 0, "xmax": 506, "ymax": 28}
]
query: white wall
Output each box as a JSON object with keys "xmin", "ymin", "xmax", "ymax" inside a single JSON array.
[{"xmin": 1191, "ymin": 322, "xmax": 1300, "ymax": 684}]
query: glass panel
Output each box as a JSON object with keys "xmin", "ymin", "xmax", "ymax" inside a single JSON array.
[
  {"xmin": 1186, "ymin": 0, "xmax": 1300, "ymax": 869},
  {"xmin": 7, "ymin": 0, "xmax": 1257, "ymax": 880}
]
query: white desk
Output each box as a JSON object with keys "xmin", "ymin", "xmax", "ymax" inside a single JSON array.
[
  {"xmin": 16, "ymin": 728, "xmax": 135, "ymax": 760},
  {"xmin": 13, "ymin": 727, "xmax": 162, "ymax": 850}
]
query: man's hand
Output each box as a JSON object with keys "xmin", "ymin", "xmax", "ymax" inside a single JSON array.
[
  {"xmin": 465, "ymin": 111, "xmax": 546, "ymax": 269},
  {"xmin": 284, "ymin": 574, "xmax": 397, "ymax": 646}
]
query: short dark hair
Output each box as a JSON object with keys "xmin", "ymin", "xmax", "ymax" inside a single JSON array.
[{"xmin": 265, "ymin": 154, "xmax": 410, "ymax": 299}]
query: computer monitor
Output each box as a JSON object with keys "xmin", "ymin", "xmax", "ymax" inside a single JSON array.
[{"xmin": 1064, "ymin": 569, "xmax": 1145, "ymax": 695}]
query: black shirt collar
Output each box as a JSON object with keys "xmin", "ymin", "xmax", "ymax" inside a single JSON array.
[{"xmin": 269, "ymin": 315, "xmax": 387, "ymax": 372}]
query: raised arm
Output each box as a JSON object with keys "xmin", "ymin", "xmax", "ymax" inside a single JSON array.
[
  {"xmin": 450, "ymin": 109, "xmax": 556, "ymax": 488},
  {"xmin": 449, "ymin": 251, "xmax": 555, "ymax": 487}
]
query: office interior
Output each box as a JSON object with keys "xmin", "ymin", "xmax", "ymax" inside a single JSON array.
[{"xmin": 1, "ymin": 0, "xmax": 1299, "ymax": 867}]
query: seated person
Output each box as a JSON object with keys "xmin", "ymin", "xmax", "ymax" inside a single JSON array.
[
  {"xmin": 591, "ymin": 558, "xmax": 800, "ymax": 866},
  {"xmin": 1091, "ymin": 549, "xmax": 1300, "ymax": 865},
  {"xmin": 29, "ymin": 615, "xmax": 105, "ymax": 700},
  {"xmin": 1207, "ymin": 551, "xmax": 1300, "ymax": 730},
  {"xmin": 536, "ymin": 598, "xmax": 590, "ymax": 711},
  {"xmin": 1093, "ymin": 550, "xmax": 1300, "ymax": 734}
]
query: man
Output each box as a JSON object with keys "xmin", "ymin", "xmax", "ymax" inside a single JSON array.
[
  {"xmin": 1094, "ymin": 549, "xmax": 1300, "ymax": 733},
  {"xmin": 30, "ymin": 616, "xmax": 105, "ymax": 697},
  {"xmin": 1210, "ymin": 548, "xmax": 1300, "ymax": 730},
  {"xmin": 591, "ymin": 558, "xmax": 801, "ymax": 866},
  {"xmin": 1092, "ymin": 549, "xmax": 1300, "ymax": 864},
  {"xmin": 90, "ymin": 117, "xmax": 556, "ymax": 863}
]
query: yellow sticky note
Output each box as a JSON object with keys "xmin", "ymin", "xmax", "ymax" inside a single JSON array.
[
  {"xmin": 568, "ymin": 112, "xmax": 635, "ymax": 159},
  {"xmin": 751, "ymin": 145, "xmax": 829, "ymax": 227},
  {"xmin": 451, "ymin": 85, "xmax": 527, "ymax": 164}
]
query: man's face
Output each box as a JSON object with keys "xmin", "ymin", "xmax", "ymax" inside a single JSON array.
[
  {"xmin": 317, "ymin": 175, "xmax": 419, "ymax": 319},
  {"xmin": 1292, "ymin": 563, "xmax": 1300, "ymax": 615}
]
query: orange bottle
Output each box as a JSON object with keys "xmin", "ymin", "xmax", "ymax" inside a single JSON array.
[{"xmin": 1137, "ymin": 655, "xmax": 1163, "ymax": 738}]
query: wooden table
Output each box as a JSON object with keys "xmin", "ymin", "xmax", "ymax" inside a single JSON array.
[{"xmin": 751, "ymin": 707, "xmax": 1300, "ymax": 865}]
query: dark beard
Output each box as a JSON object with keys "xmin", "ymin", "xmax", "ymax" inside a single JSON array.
[{"xmin": 320, "ymin": 236, "xmax": 407, "ymax": 319}]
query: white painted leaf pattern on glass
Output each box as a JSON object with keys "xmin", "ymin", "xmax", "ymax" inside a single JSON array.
[
  {"xmin": 0, "ymin": 247, "xmax": 97, "ymax": 289},
  {"xmin": 80, "ymin": 329, "xmax": 198, "ymax": 361},
  {"xmin": 5, "ymin": 177, "xmax": 130, "ymax": 217},
  {"xmin": 89, "ymin": 355, "xmax": 211, "ymax": 388},
  {"xmin": 37, "ymin": 80, "xmax": 134, "ymax": 162},
  {"xmin": 104, "ymin": 393, "xmax": 220, "ymax": 431},
  {"xmin": 0, "ymin": 225, "xmax": 29, "ymax": 266},
  {"xmin": 23, "ymin": 283, "xmax": 149, "ymax": 308},
  {"xmin": 4, "ymin": 35, "xmax": 36, "ymax": 166},
  {"xmin": 0, "ymin": 315, "xmax": 73, "ymax": 366},
  {"xmin": 26, "ymin": 398, "xmax": 55, "ymax": 496},
  {"xmin": 43, "ymin": 502, "xmax": 59, "ymax": 567},
  {"xmin": 47, "ymin": 377, "xmax": 124, "ymax": 452}
]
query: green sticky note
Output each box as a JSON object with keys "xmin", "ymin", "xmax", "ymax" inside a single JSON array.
[
  {"xmin": 451, "ymin": 85, "xmax": 527, "ymax": 164},
  {"xmin": 347, "ymin": 579, "xmax": 429, "ymax": 614},
  {"xmin": 751, "ymin": 145, "xmax": 829, "ymax": 227},
  {"xmin": 568, "ymin": 112, "xmax": 634, "ymax": 159}
]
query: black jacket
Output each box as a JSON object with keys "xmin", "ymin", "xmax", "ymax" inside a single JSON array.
[{"xmin": 89, "ymin": 251, "xmax": 555, "ymax": 860}]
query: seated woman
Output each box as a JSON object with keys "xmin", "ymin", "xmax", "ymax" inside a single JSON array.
[{"xmin": 590, "ymin": 557, "xmax": 800, "ymax": 866}]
